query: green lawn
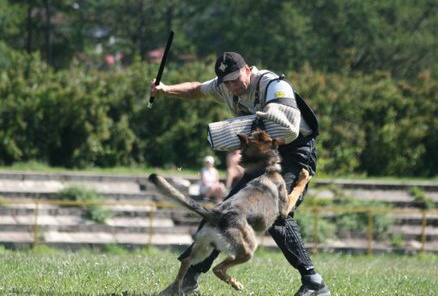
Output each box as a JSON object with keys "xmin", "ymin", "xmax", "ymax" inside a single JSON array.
[{"xmin": 0, "ymin": 245, "xmax": 437, "ymax": 295}]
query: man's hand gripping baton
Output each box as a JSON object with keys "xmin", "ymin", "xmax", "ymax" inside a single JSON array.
[{"xmin": 148, "ymin": 30, "xmax": 174, "ymax": 109}]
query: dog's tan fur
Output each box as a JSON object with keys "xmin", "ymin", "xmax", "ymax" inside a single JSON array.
[{"xmin": 149, "ymin": 130, "xmax": 311, "ymax": 295}]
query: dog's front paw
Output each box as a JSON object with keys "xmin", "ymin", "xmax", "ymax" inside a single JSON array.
[
  {"xmin": 280, "ymin": 210, "xmax": 289, "ymax": 219},
  {"xmin": 297, "ymin": 168, "xmax": 311, "ymax": 184}
]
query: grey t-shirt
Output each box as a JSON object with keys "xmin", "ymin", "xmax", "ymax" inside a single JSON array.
[{"xmin": 200, "ymin": 66, "xmax": 312, "ymax": 136}]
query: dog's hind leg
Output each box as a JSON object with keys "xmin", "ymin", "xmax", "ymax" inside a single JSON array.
[
  {"xmin": 163, "ymin": 240, "xmax": 213, "ymax": 296},
  {"xmin": 212, "ymin": 228, "xmax": 255, "ymax": 291},
  {"xmin": 213, "ymin": 253, "xmax": 251, "ymax": 291}
]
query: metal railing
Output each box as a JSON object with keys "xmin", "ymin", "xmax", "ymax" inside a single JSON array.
[
  {"xmin": 1, "ymin": 198, "xmax": 437, "ymax": 254},
  {"xmin": 301, "ymin": 206, "xmax": 437, "ymax": 254}
]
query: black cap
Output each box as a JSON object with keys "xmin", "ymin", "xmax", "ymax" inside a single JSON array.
[{"xmin": 214, "ymin": 52, "xmax": 246, "ymax": 85}]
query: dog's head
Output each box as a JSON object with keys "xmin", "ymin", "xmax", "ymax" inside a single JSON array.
[{"xmin": 237, "ymin": 130, "xmax": 284, "ymax": 167}]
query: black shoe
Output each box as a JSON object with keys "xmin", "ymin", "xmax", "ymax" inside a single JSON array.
[
  {"xmin": 184, "ymin": 267, "xmax": 201, "ymax": 293},
  {"xmin": 159, "ymin": 268, "xmax": 201, "ymax": 295},
  {"xmin": 182, "ymin": 282, "xmax": 200, "ymax": 294},
  {"xmin": 294, "ymin": 274, "xmax": 331, "ymax": 296},
  {"xmin": 159, "ymin": 280, "xmax": 200, "ymax": 295}
]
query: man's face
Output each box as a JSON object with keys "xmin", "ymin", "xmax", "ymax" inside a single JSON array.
[{"xmin": 223, "ymin": 66, "xmax": 251, "ymax": 96}]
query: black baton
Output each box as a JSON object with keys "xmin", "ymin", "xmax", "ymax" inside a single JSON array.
[{"xmin": 148, "ymin": 30, "xmax": 174, "ymax": 109}]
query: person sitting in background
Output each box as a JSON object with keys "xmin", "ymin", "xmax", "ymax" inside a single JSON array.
[
  {"xmin": 199, "ymin": 156, "xmax": 226, "ymax": 203},
  {"xmin": 225, "ymin": 149, "xmax": 244, "ymax": 189}
]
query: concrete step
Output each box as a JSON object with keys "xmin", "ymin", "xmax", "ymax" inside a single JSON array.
[
  {"xmin": 1, "ymin": 214, "xmax": 437, "ymax": 242},
  {"xmin": 1, "ymin": 203, "xmax": 437, "ymax": 236},
  {"xmin": 309, "ymin": 188, "xmax": 438, "ymax": 207},
  {"xmin": 1, "ymin": 170, "xmax": 437, "ymax": 190},
  {"xmin": 317, "ymin": 238, "xmax": 438, "ymax": 253},
  {"xmin": 3, "ymin": 202, "xmax": 437, "ymax": 225},
  {"xmin": 1, "ymin": 170, "xmax": 438, "ymax": 201},
  {"xmin": 3, "ymin": 191, "xmax": 437, "ymax": 210},
  {"xmin": 1, "ymin": 232, "xmax": 437, "ymax": 254},
  {"xmin": 391, "ymin": 212, "xmax": 438, "ymax": 227},
  {"xmin": 0, "ymin": 215, "xmax": 185, "ymax": 232},
  {"xmin": 388, "ymin": 225, "xmax": 438, "ymax": 238},
  {"xmin": 0, "ymin": 231, "xmax": 194, "ymax": 246},
  {"xmin": 0, "ymin": 191, "xmax": 160, "ymax": 201},
  {"xmin": 335, "ymin": 226, "xmax": 438, "ymax": 241},
  {"xmin": 314, "ymin": 211, "xmax": 438, "ymax": 227},
  {"xmin": 315, "ymin": 179, "xmax": 438, "ymax": 191},
  {"xmin": 1, "ymin": 170, "xmax": 438, "ymax": 253},
  {"xmin": 0, "ymin": 203, "xmax": 175, "ymax": 218}
]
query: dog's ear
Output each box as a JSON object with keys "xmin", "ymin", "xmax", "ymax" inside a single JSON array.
[
  {"xmin": 237, "ymin": 134, "xmax": 249, "ymax": 147},
  {"xmin": 272, "ymin": 138, "xmax": 286, "ymax": 149}
]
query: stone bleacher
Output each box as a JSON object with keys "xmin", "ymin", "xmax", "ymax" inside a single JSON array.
[{"xmin": 0, "ymin": 170, "xmax": 437, "ymax": 252}]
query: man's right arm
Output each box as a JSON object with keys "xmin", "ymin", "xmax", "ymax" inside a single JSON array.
[{"xmin": 150, "ymin": 80, "xmax": 204, "ymax": 100}]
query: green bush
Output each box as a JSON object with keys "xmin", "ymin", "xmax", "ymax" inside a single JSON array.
[
  {"xmin": 102, "ymin": 244, "xmax": 128, "ymax": 255},
  {"xmin": 51, "ymin": 185, "xmax": 111, "ymax": 223},
  {"xmin": 0, "ymin": 42, "xmax": 437, "ymax": 177},
  {"xmin": 390, "ymin": 233, "xmax": 404, "ymax": 248},
  {"xmin": 296, "ymin": 210, "xmax": 337, "ymax": 243},
  {"xmin": 333, "ymin": 196, "xmax": 394, "ymax": 240},
  {"xmin": 301, "ymin": 184, "xmax": 395, "ymax": 241},
  {"xmin": 409, "ymin": 186, "xmax": 435, "ymax": 209}
]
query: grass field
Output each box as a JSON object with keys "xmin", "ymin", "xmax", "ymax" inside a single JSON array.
[{"xmin": 0, "ymin": 245, "xmax": 437, "ymax": 295}]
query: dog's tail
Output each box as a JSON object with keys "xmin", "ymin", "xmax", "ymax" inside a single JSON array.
[{"xmin": 148, "ymin": 174, "xmax": 212, "ymax": 219}]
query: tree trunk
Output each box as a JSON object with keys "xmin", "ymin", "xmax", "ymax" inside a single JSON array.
[
  {"xmin": 43, "ymin": 0, "xmax": 53, "ymax": 65},
  {"xmin": 139, "ymin": 0, "xmax": 147, "ymax": 61},
  {"xmin": 26, "ymin": 6, "xmax": 33, "ymax": 53}
]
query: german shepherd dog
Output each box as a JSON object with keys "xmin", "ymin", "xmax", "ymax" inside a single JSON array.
[{"xmin": 148, "ymin": 130, "xmax": 311, "ymax": 295}]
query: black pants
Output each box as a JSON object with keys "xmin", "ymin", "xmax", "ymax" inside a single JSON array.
[{"xmin": 179, "ymin": 135, "xmax": 317, "ymax": 275}]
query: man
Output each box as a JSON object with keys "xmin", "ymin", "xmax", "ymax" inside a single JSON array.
[{"xmin": 150, "ymin": 52, "xmax": 330, "ymax": 296}]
